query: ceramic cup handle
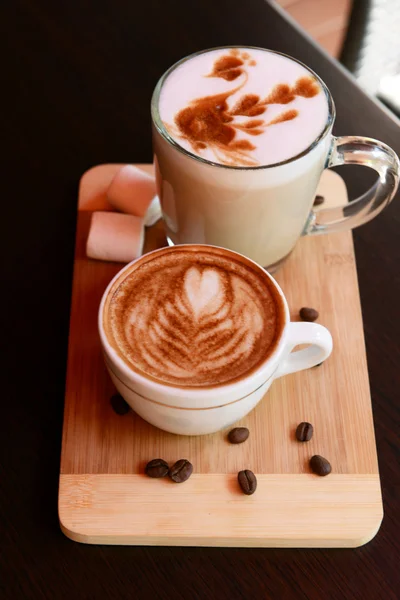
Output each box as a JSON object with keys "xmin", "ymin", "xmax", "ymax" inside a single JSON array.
[
  {"xmin": 274, "ymin": 322, "xmax": 333, "ymax": 378},
  {"xmin": 303, "ymin": 136, "xmax": 399, "ymax": 235}
]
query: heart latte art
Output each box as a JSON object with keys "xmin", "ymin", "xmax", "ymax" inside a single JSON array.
[{"xmin": 105, "ymin": 248, "xmax": 283, "ymax": 386}]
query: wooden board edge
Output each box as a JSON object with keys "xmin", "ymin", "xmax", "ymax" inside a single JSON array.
[{"xmin": 59, "ymin": 474, "xmax": 383, "ymax": 548}]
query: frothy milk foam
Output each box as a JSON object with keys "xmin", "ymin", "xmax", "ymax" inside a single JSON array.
[
  {"xmin": 152, "ymin": 48, "xmax": 333, "ymax": 268},
  {"xmin": 104, "ymin": 246, "xmax": 284, "ymax": 387},
  {"xmin": 159, "ymin": 48, "xmax": 328, "ymax": 166}
]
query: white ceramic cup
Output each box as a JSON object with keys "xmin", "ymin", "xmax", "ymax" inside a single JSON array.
[{"xmin": 99, "ymin": 245, "xmax": 333, "ymax": 436}]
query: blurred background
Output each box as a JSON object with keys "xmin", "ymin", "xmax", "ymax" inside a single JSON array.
[{"xmin": 275, "ymin": 0, "xmax": 400, "ymax": 117}]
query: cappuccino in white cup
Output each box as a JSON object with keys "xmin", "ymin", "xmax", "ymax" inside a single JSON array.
[{"xmin": 99, "ymin": 245, "xmax": 333, "ymax": 435}]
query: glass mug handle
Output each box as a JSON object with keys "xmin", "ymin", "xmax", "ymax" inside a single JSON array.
[
  {"xmin": 303, "ymin": 136, "xmax": 400, "ymax": 235},
  {"xmin": 274, "ymin": 322, "xmax": 333, "ymax": 379}
]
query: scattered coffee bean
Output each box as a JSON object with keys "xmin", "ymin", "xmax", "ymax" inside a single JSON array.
[
  {"xmin": 145, "ymin": 459, "xmax": 169, "ymax": 478},
  {"xmin": 228, "ymin": 427, "xmax": 249, "ymax": 444},
  {"xmin": 110, "ymin": 393, "xmax": 130, "ymax": 415},
  {"xmin": 313, "ymin": 194, "xmax": 325, "ymax": 206},
  {"xmin": 299, "ymin": 307, "xmax": 319, "ymax": 322},
  {"xmin": 295, "ymin": 422, "xmax": 314, "ymax": 442},
  {"xmin": 310, "ymin": 455, "xmax": 331, "ymax": 476},
  {"xmin": 169, "ymin": 459, "xmax": 193, "ymax": 483},
  {"xmin": 238, "ymin": 470, "xmax": 257, "ymax": 495}
]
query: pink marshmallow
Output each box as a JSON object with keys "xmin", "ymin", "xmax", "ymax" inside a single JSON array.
[
  {"xmin": 107, "ymin": 165, "xmax": 157, "ymax": 217},
  {"xmin": 86, "ymin": 211, "xmax": 144, "ymax": 263}
]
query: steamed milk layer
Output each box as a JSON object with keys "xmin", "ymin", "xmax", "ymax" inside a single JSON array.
[
  {"xmin": 159, "ymin": 48, "xmax": 329, "ymax": 167},
  {"xmin": 106, "ymin": 247, "xmax": 283, "ymax": 387}
]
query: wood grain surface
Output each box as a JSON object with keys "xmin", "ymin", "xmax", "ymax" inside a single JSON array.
[
  {"xmin": 59, "ymin": 474, "xmax": 381, "ymax": 547},
  {"xmin": 3, "ymin": 0, "xmax": 400, "ymax": 598},
  {"xmin": 58, "ymin": 165, "xmax": 381, "ymax": 546}
]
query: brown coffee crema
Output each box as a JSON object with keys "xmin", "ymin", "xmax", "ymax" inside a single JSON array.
[
  {"xmin": 104, "ymin": 247, "xmax": 285, "ymax": 387},
  {"xmin": 166, "ymin": 49, "xmax": 320, "ymax": 166}
]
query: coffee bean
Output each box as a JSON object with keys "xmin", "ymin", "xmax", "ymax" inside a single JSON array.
[
  {"xmin": 228, "ymin": 427, "xmax": 249, "ymax": 444},
  {"xmin": 310, "ymin": 455, "xmax": 331, "ymax": 476},
  {"xmin": 313, "ymin": 194, "xmax": 325, "ymax": 206},
  {"xmin": 299, "ymin": 307, "xmax": 319, "ymax": 322},
  {"xmin": 145, "ymin": 459, "xmax": 169, "ymax": 478},
  {"xmin": 295, "ymin": 421, "xmax": 313, "ymax": 442},
  {"xmin": 238, "ymin": 470, "xmax": 257, "ymax": 495},
  {"xmin": 110, "ymin": 394, "xmax": 130, "ymax": 415},
  {"xmin": 169, "ymin": 459, "xmax": 193, "ymax": 483}
]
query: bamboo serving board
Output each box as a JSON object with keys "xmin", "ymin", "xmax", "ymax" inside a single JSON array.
[{"xmin": 59, "ymin": 164, "xmax": 383, "ymax": 547}]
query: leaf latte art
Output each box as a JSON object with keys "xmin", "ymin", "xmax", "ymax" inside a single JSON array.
[{"xmin": 106, "ymin": 249, "xmax": 283, "ymax": 386}]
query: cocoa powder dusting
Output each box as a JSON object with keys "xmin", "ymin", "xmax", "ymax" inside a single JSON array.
[
  {"xmin": 107, "ymin": 248, "xmax": 285, "ymax": 387},
  {"xmin": 208, "ymin": 56, "xmax": 244, "ymax": 81},
  {"xmin": 266, "ymin": 84, "xmax": 295, "ymax": 105},
  {"xmin": 168, "ymin": 50, "xmax": 321, "ymax": 166},
  {"xmin": 230, "ymin": 94, "xmax": 266, "ymax": 117},
  {"xmin": 267, "ymin": 109, "xmax": 299, "ymax": 126},
  {"xmin": 294, "ymin": 76, "xmax": 320, "ymax": 98},
  {"xmin": 175, "ymin": 92, "xmax": 246, "ymax": 154}
]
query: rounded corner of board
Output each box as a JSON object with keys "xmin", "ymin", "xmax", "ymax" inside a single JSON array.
[
  {"xmin": 58, "ymin": 474, "xmax": 95, "ymax": 544},
  {"xmin": 58, "ymin": 506, "xmax": 93, "ymax": 544},
  {"xmin": 58, "ymin": 518, "xmax": 90, "ymax": 545},
  {"xmin": 349, "ymin": 510, "xmax": 384, "ymax": 548}
]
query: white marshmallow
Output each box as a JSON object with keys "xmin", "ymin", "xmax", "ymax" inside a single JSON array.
[
  {"xmin": 107, "ymin": 165, "xmax": 157, "ymax": 217},
  {"xmin": 86, "ymin": 211, "xmax": 144, "ymax": 263}
]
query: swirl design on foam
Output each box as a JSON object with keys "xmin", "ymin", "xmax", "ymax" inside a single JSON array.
[
  {"xmin": 108, "ymin": 252, "xmax": 281, "ymax": 386},
  {"xmin": 164, "ymin": 49, "xmax": 320, "ymax": 167}
]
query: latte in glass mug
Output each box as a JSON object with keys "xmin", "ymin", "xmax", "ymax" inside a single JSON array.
[{"xmin": 152, "ymin": 47, "xmax": 399, "ymax": 271}]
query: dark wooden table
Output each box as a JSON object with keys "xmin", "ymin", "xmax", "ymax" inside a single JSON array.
[{"xmin": 2, "ymin": 1, "xmax": 399, "ymax": 598}]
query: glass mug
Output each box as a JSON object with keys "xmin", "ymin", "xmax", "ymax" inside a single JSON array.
[{"xmin": 151, "ymin": 47, "xmax": 399, "ymax": 271}]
